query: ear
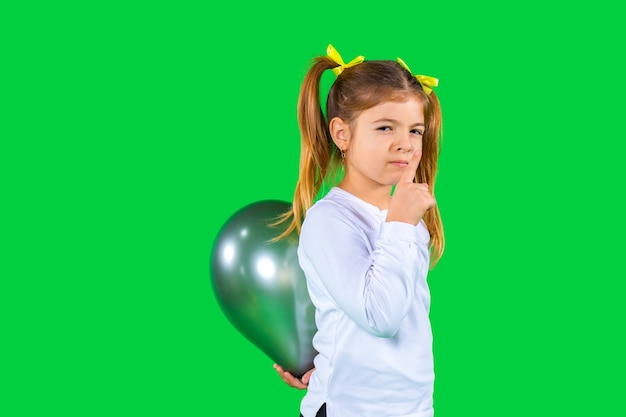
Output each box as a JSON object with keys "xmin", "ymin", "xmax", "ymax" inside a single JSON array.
[{"xmin": 329, "ymin": 117, "xmax": 350, "ymax": 152}]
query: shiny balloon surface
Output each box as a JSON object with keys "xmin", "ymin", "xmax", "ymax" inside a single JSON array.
[{"xmin": 210, "ymin": 200, "xmax": 316, "ymax": 378}]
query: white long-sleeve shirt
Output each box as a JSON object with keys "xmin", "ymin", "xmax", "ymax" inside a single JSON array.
[{"xmin": 298, "ymin": 187, "xmax": 434, "ymax": 417}]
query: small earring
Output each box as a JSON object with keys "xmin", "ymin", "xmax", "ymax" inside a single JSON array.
[{"xmin": 341, "ymin": 149, "xmax": 346, "ymax": 160}]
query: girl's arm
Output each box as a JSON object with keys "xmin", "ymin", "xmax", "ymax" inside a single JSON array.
[{"xmin": 299, "ymin": 206, "xmax": 430, "ymax": 338}]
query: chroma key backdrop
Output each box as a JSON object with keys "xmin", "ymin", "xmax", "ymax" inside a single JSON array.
[{"xmin": 2, "ymin": 1, "xmax": 624, "ymax": 416}]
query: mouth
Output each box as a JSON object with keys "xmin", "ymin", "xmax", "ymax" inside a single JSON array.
[{"xmin": 390, "ymin": 160, "xmax": 409, "ymax": 167}]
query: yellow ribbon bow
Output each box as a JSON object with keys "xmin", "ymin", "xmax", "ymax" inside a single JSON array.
[
  {"xmin": 397, "ymin": 57, "xmax": 439, "ymax": 95},
  {"xmin": 327, "ymin": 44, "xmax": 365, "ymax": 76}
]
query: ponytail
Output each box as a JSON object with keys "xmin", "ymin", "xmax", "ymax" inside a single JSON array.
[
  {"xmin": 274, "ymin": 57, "xmax": 339, "ymax": 240},
  {"xmin": 419, "ymin": 91, "xmax": 444, "ymax": 268}
]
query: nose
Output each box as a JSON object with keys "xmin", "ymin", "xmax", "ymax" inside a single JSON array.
[{"xmin": 395, "ymin": 132, "xmax": 413, "ymax": 152}]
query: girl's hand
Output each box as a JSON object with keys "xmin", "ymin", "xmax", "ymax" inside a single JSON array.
[
  {"xmin": 273, "ymin": 364, "xmax": 314, "ymax": 390},
  {"xmin": 387, "ymin": 150, "xmax": 436, "ymax": 225}
]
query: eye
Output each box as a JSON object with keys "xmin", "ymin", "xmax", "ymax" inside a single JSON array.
[
  {"xmin": 411, "ymin": 128, "xmax": 424, "ymax": 136},
  {"xmin": 377, "ymin": 126, "xmax": 392, "ymax": 132}
]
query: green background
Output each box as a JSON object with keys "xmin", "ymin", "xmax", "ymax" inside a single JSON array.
[{"xmin": 3, "ymin": 1, "xmax": 624, "ymax": 416}]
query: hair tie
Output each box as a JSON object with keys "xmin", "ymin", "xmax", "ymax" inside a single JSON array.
[
  {"xmin": 327, "ymin": 44, "xmax": 364, "ymax": 76},
  {"xmin": 396, "ymin": 57, "xmax": 439, "ymax": 95}
]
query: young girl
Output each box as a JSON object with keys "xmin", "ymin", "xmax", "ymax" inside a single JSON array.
[{"xmin": 275, "ymin": 44, "xmax": 444, "ymax": 417}]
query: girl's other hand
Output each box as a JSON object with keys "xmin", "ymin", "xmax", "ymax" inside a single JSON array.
[{"xmin": 273, "ymin": 364, "xmax": 314, "ymax": 390}]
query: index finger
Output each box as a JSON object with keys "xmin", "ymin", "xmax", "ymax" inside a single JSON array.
[{"xmin": 399, "ymin": 150, "xmax": 422, "ymax": 184}]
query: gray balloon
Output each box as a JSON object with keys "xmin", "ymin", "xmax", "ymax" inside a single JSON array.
[{"xmin": 210, "ymin": 200, "xmax": 316, "ymax": 378}]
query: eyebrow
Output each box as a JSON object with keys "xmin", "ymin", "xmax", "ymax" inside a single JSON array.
[{"xmin": 372, "ymin": 118, "xmax": 425, "ymax": 127}]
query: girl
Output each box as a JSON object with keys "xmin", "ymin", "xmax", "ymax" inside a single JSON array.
[{"xmin": 275, "ymin": 44, "xmax": 444, "ymax": 417}]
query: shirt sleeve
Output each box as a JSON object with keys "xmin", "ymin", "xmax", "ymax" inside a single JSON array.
[{"xmin": 298, "ymin": 203, "xmax": 430, "ymax": 338}]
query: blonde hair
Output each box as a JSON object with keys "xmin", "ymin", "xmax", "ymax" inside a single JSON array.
[{"xmin": 277, "ymin": 55, "xmax": 445, "ymax": 268}]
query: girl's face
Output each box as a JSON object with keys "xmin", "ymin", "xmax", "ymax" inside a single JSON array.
[{"xmin": 342, "ymin": 98, "xmax": 425, "ymax": 194}]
